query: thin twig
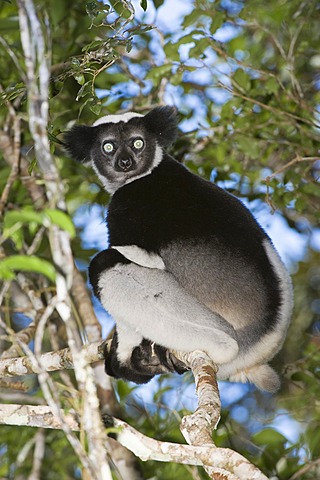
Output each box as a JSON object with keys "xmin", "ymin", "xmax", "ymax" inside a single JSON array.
[
  {"xmin": 265, "ymin": 155, "xmax": 319, "ymax": 182},
  {"xmin": 289, "ymin": 457, "xmax": 320, "ymax": 480},
  {"xmin": 264, "ymin": 155, "xmax": 319, "ymax": 210},
  {"xmin": 218, "ymin": 81, "xmax": 319, "ymax": 128},
  {"xmin": 28, "ymin": 429, "xmax": 46, "ymax": 480}
]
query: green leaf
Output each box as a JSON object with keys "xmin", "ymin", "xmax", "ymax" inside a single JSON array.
[
  {"xmin": 3, "ymin": 208, "xmax": 76, "ymax": 239},
  {"xmin": 209, "ymin": 12, "xmax": 225, "ymax": 34},
  {"xmin": 301, "ymin": 182, "xmax": 320, "ymax": 197},
  {"xmin": 0, "ymin": 15, "xmax": 19, "ymax": 31},
  {"xmin": 45, "ymin": 209, "xmax": 76, "ymax": 238},
  {"xmin": 220, "ymin": 101, "xmax": 234, "ymax": 120},
  {"xmin": 163, "ymin": 42, "xmax": 180, "ymax": 62},
  {"xmin": 88, "ymin": 98, "xmax": 102, "ymax": 116},
  {"xmin": 189, "ymin": 37, "xmax": 211, "ymax": 58},
  {"xmin": 3, "ymin": 210, "xmax": 46, "ymax": 230},
  {"xmin": 74, "ymin": 74, "xmax": 85, "ymax": 86},
  {"xmin": 253, "ymin": 428, "xmax": 287, "ymax": 446},
  {"xmin": 305, "ymin": 423, "xmax": 320, "ymax": 458},
  {"xmin": 140, "ymin": 0, "xmax": 147, "ymax": 11},
  {"xmin": 233, "ymin": 68, "xmax": 251, "ymax": 91},
  {"xmin": 28, "ymin": 158, "xmax": 37, "ymax": 175},
  {"xmin": 237, "ymin": 135, "xmax": 261, "ymax": 159},
  {"xmin": 76, "ymin": 81, "xmax": 91, "ymax": 101},
  {"xmin": 170, "ymin": 71, "xmax": 183, "ymax": 86},
  {"xmin": 295, "ymin": 196, "xmax": 306, "ymax": 212},
  {"xmin": 265, "ymin": 77, "xmax": 279, "ymax": 94},
  {"xmin": 153, "ymin": 0, "xmax": 165, "ymax": 8},
  {"xmin": 126, "ymin": 38, "xmax": 132, "ymax": 53},
  {"xmin": 183, "ymin": 9, "xmax": 204, "ymax": 28},
  {"xmin": 291, "ymin": 371, "xmax": 315, "ymax": 385},
  {"xmin": 82, "ymin": 39, "xmax": 106, "ymax": 53},
  {"xmin": 86, "ymin": 1, "xmax": 106, "ymax": 19},
  {"xmin": 145, "ymin": 64, "xmax": 173, "ymax": 83},
  {"xmin": 0, "ymin": 256, "xmax": 56, "ymax": 282}
]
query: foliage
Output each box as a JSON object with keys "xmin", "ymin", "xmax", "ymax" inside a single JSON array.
[{"xmin": 0, "ymin": 0, "xmax": 319, "ymax": 479}]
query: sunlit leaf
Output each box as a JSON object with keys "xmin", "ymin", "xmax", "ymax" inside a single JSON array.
[
  {"xmin": 0, "ymin": 256, "xmax": 56, "ymax": 282},
  {"xmin": 45, "ymin": 209, "xmax": 76, "ymax": 238}
]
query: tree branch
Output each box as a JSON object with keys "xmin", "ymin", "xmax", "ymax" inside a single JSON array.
[
  {"xmin": 0, "ymin": 344, "xmax": 268, "ymax": 479},
  {"xmin": 0, "ymin": 341, "xmax": 104, "ymax": 377},
  {"xmin": 0, "ymin": 403, "xmax": 268, "ymax": 480},
  {"xmin": 175, "ymin": 350, "xmax": 221, "ymax": 445},
  {"xmin": 16, "ymin": 1, "xmax": 113, "ymax": 477}
]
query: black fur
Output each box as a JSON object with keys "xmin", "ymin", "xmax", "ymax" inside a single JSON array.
[
  {"xmin": 105, "ymin": 333, "xmax": 188, "ymax": 384},
  {"xmin": 64, "ymin": 125, "xmax": 97, "ymax": 163},
  {"xmin": 106, "ymin": 156, "xmax": 281, "ymax": 335},
  {"xmin": 143, "ymin": 106, "xmax": 179, "ymax": 148},
  {"xmin": 88, "ymin": 154, "xmax": 281, "ymax": 382}
]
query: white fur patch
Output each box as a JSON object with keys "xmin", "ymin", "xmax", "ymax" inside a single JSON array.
[
  {"xmin": 93, "ymin": 112, "xmax": 143, "ymax": 127},
  {"xmin": 98, "ymin": 263, "xmax": 239, "ymax": 365},
  {"xmin": 112, "ymin": 246, "xmax": 165, "ymax": 269},
  {"xmin": 91, "ymin": 163, "xmax": 118, "ymax": 194},
  {"xmin": 116, "ymin": 321, "xmax": 143, "ymax": 363}
]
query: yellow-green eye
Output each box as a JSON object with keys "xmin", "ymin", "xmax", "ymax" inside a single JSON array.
[
  {"xmin": 103, "ymin": 142, "xmax": 114, "ymax": 153},
  {"xmin": 133, "ymin": 139, "xmax": 144, "ymax": 149}
]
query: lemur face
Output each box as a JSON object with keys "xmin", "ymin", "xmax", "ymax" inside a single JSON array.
[
  {"xmin": 64, "ymin": 106, "xmax": 178, "ymax": 194},
  {"xmin": 91, "ymin": 119, "xmax": 162, "ymax": 193}
]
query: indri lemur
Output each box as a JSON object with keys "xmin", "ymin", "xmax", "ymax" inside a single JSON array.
[{"xmin": 65, "ymin": 106, "xmax": 293, "ymax": 392}]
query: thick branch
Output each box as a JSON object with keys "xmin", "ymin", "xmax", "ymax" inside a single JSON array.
[
  {"xmin": 174, "ymin": 350, "xmax": 221, "ymax": 446},
  {"xmin": 0, "ymin": 346, "xmax": 268, "ymax": 479},
  {"xmin": 0, "ymin": 341, "xmax": 104, "ymax": 377},
  {"xmin": 0, "ymin": 404, "xmax": 268, "ymax": 480}
]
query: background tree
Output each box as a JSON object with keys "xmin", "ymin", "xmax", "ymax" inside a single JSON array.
[{"xmin": 0, "ymin": 0, "xmax": 319, "ymax": 479}]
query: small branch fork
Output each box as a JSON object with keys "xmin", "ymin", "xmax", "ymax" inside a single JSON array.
[
  {"xmin": 0, "ymin": 345, "xmax": 267, "ymax": 480},
  {"xmin": 264, "ymin": 154, "xmax": 319, "ymax": 211}
]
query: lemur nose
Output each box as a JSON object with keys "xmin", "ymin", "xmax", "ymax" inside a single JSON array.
[{"xmin": 118, "ymin": 158, "xmax": 133, "ymax": 171}]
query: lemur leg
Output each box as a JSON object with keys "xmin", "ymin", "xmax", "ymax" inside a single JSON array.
[
  {"xmin": 89, "ymin": 249, "xmax": 239, "ymax": 383},
  {"xmin": 89, "ymin": 249, "xmax": 187, "ymax": 383}
]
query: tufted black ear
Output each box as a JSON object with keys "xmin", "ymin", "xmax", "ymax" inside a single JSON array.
[
  {"xmin": 64, "ymin": 125, "xmax": 96, "ymax": 163},
  {"xmin": 143, "ymin": 106, "xmax": 179, "ymax": 149}
]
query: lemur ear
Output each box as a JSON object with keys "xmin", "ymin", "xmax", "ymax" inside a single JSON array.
[
  {"xmin": 143, "ymin": 106, "xmax": 179, "ymax": 149},
  {"xmin": 64, "ymin": 125, "xmax": 96, "ymax": 164}
]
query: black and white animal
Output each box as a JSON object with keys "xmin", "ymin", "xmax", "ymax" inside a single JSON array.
[{"xmin": 65, "ymin": 106, "xmax": 293, "ymax": 392}]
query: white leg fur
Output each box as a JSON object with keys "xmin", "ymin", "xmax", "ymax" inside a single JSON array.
[
  {"xmin": 116, "ymin": 321, "xmax": 143, "ymax": 363},
  {"xmin": 98, "ymin": 263, "xmax": 239, "ymax": 364}
]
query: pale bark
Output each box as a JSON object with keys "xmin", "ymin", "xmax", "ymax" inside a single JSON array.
[
  {"xmin": 0, "ymin": 404, "xmax": 268, "ymax": 480},
  {"xmin": 16, "ymin": 1, "xmax": 112, "ymax": 478},
  {"xmin": 0, "ymin": 344, "xmax": 268, "ymax": 480},
  {"xmin": 0, "ymin": 341, "xmax": 104, "ymax": 377}
]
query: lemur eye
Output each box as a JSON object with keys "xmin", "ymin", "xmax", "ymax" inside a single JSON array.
[
  {"xmin": 103, "ymin": 142, "xmax": 114, "ymax": 153},
  {"xmin": 133, "ymin": 139, "xmax": 144, "ymax": 149}
]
